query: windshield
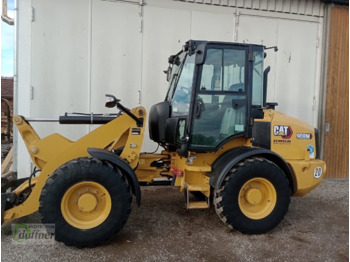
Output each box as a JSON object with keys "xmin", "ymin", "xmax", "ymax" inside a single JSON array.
[
  {"xmin": 166, "ymin": 52, "xmax": 186, "ymax": 102},
  {"xmin": 166, "ymin": 53, "xmax": 196, "ymax": 116}
]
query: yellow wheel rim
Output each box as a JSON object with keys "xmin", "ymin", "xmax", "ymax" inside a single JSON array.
[
  {"xmin": 61, "ymin": 181, "xmax": 112, "ymax": 229},
  {"xmin": 238, "ymin": 178, "xmax": 277, "ymax": 220}
]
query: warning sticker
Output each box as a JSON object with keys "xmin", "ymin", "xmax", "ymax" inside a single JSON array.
[
  {"xmin": 307, "ymin": 145, "xmax": 315, "ymax": 159},
  {"xmin": 314, "ymin": 167, "xmax": 322, "ymax": 179}
]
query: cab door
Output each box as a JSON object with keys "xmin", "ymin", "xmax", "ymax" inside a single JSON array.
[{"xmin": 190, "ymin": 46, "xmax": 249, "ymax": 151}]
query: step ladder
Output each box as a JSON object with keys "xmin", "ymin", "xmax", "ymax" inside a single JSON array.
[{"xmin": 184, "ymin": 183, "xmax": 210, "ymax": 209}]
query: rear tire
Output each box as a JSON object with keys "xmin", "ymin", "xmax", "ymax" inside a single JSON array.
[
  {"xmin": 39, "ymin": 157, "xmax": 132, "ymax": 247},
  {"xmin": 214, "ymin": 157, "xmax": 290, "ymax": 234}
]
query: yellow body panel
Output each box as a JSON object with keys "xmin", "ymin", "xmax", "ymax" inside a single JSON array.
[
  {"xmin": 135, "ymin": 109, "xmax": 325, "ymax": 199},
  {"xmin": 255, "ymin": 109, "xmax": 325, "ymax": 194},
  {"xmin": 136, "ymin": 109, "xmax": 325, "ymax": 197},
  {"xmin": 135, "ymin": 153, "xmax": 170, "ymax": 182},
  {"xmin": 288, "ymin": 159, "xmax": 325, "ymax": 196},
  {"xmin": 269, "ymin": 110, "xmax": 318, "ymax": 160}
]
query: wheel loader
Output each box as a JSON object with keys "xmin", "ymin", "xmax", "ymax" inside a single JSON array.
[{"xmin": 2, "ymin": 40, "xmax": 325, "ymax": 247}]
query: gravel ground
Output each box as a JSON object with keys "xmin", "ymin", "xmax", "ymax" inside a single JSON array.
[{"xmin": 1, "ymin": 179, "xmax": 349, "ymax": 262}]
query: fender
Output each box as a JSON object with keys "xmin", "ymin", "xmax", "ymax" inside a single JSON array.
[
  {"xmin": 88, "ymin": 148, "xmax": 141, "ymax": 206},
  {"xmin": 209, "ymin": 146, "xmax": 297, "ymax": 193}
]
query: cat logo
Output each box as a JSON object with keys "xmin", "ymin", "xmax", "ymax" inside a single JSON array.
[{"xmin": 273, "ymin": 125, "xmax": 293, "ymax": 139}]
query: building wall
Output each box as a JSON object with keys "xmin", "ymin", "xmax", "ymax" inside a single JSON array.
[
  {"xmin": 177, "ymin": 0, "xmax": 325, "ymax": 16},
  {"xmin": 16, "ymin": 0, "xmax": 325, "ymax": 178},
  {"xmin": 323, "ymin": 5, "xmax": 349, "ymax": 178}
]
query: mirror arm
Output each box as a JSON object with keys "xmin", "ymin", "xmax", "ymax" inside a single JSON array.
[
  {"xmin": 116, "ymin": 102, "xmax": 143, "ymax": 127},
  {"xmin": 105, "ymin": 94, "xmax": 143, "ymax": 127}
]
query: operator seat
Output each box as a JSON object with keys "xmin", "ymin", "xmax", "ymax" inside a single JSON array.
[{"xmin": 220, "ymin": 83, "xmax": 245, "ymax": 138}]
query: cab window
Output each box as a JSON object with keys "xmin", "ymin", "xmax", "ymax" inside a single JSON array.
[
  {"xmin": 252, "ymin": 48, "xmax": 264, "ymax": 106},
  {"xmin": 191, "ymin": 48, "xmax": 247, "ymax": 149}
]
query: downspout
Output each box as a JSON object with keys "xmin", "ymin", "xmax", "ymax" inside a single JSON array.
[
  {"xmin": 318, "ymin": 3, "xmax": 332, "ymax": 160},
  {"xmin": 12, "ymin": 0, "xmax": 19, "ymax": 176}
]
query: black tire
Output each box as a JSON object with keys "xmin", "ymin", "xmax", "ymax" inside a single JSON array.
[
  {"xmin": 39, "ymin": 157, "xmax": 132, "ymax": 247},
  {"xmin": 213, "ymin": 157, "xmax": 291, "ymax": 234}
]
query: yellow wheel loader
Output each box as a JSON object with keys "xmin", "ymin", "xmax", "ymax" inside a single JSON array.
[{"xmin": 2, "ymin": 40, "xmax": 325, "ymax": 247}]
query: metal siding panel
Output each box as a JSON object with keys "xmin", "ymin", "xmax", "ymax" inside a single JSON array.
[
  {"xmin": 305, "ymin": 0, "xmax": 315, "ymax": 15},
  {"xmin": 221, "ymin": 0, "xmax": 229, "ymax": 6},
  {"xmin": 228, "ymin": 0, "xmax": 236, "ymax": 7},
  {"xmin": 290, "ymin": 0, "xmax": 299, "ymax": 14},
  {"xmin": 259, "ymin": 0, "xmax": 269, "ymax": 10},
  {"xmin": 298, "ymin": 0, "xmax": 307, "ymax": 15},
  {"xmin": 319, "ymin": 3, "xmax": 325, "ymax": 16},
  {"xmin": 236, "ymin": 0, "xmax": 245, "ymax": 7},
  {"xmin": 312, "ymin": 1, "xmax": 321, "ymax": 16},
  {"xmin": 244, "ymin": 0, "xmax": 252, "ymax": 9},
  {"xmin": 283, "ymin": 0, "xmax": 292, "ymax": 13},
  {"xmin": 252, "ymin": 0, "xmax": 260, "ymax": 9},
  {"xmin": 275, "ymin": 1, "xmax": 283, "ymax": 11},
  {"xmin": 177, "ymin": 0, "xmax": 324, "ymax": 16},
  {"xmin": 268, "ymin": 0, "xmax": 277, "ymax": 11}
]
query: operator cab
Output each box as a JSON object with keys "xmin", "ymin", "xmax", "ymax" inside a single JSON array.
[{"xmin": 149, "ymin": 40, "xmax": 269, "ymax": 155}]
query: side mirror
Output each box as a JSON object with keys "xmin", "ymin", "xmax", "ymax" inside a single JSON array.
[{"xmin": 105, "ymin": 94, "xmax": 120, "ymax": 108}]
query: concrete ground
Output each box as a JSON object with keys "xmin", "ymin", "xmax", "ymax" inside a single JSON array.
[{"xmin": 1, "ymin": 179, "xmax": 348, "ymax": 262}]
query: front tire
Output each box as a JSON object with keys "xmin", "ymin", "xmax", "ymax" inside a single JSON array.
[
  {"xmin": 214, "ymin": 157, "xmax": 291, "ymax": 234},
  {"xmin": 39, "ymin": 157, "xmax": 132, "ymax": 247}
]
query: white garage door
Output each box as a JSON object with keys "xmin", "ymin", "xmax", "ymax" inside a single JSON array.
[{"xmin": 236, "ymin": 12, "xmax": 323, "ymax": 126}]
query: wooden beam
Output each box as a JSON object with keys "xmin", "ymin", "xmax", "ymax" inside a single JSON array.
[{"xmin": 1, "ymin": 147, "xmax": 13, "ymax": 174}]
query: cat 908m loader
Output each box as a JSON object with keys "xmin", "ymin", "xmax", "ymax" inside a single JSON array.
[{"xmin": 2, "ymin": 40, "xmax": 325, "ymax": 247}]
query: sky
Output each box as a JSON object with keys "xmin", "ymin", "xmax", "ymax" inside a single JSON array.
[{"xmin": 1, "ymin": 0, "xmax": 15, "ymax": 77}]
